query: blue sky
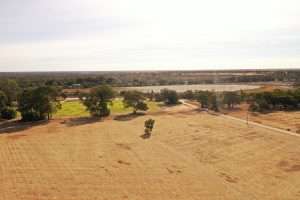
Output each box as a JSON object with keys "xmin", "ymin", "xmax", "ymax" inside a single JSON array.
[{"xmin": 0, "ymin": 0, "xmax": 300, "ymax": 71}]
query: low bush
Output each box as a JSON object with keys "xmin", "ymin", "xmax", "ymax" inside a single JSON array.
[
  {"xmin": 0, "ymin": 107, "xmax": 17, "ymax": 120},
  {"xmin": 144, "ymin": 118, "xmax": 155, "ymax": 134}
]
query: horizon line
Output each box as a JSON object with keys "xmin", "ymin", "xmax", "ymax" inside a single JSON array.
[{"xmin": 1, "ymin": 67, "xmax": 300, "ymax": 73}]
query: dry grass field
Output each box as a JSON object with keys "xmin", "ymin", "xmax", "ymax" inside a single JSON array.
[
  {"xmin": 1, "ymin": 104, "xmax": 300, "ymax": 199},
  {"xmin": 226, "ymin": 103, "xmax": 300, "ymax": 133}
]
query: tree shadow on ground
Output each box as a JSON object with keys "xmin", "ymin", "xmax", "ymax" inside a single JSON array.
[
  {"xmin": 140, "ymin": 132, "xmax": 151, "ymax": 139},
  {"xmin": 158, "ymin": 102, "xmax": 182, "ymax": 108},
  {"xmin": 62, "ymin": 117, "xmax": 103, "ymax": 127},
  {"xmin": 114, "ymin": 112, "xmax": 145, "ymax": 121},
  {"xmin": 0, "ymin": 120, "xmax": 49, "ymax": 134}
]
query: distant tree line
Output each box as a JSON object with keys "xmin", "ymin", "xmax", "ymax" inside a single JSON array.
[
  {"xmin": 248, "ymin": 89, "xmax": 300, "ymax": 112},
  {"xmin": 178, "ymin": 88, "xmax": 300, "ymax": 113},
  {"xmin": 1, "ymin": 77, "xmax": 299, "ymax": 122},
  {"xmin": 1, "ymin": 70, "xmax": 299, "ymax": 90}
]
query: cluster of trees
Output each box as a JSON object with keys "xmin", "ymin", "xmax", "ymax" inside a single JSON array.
[
  {"xmin": 0, "ymin": 80, "xmax": 19, "ymax": 120},
  {"xmin": 81, "ymin": 87, "xmax": 151, "ymax": 117},
  {"xmin": 81, "ymin": 85, "xmax": 115, "ymax": 117},
  {"xmin": 122, "ymin": 91, "xmax": 148, "ymax": 114},
  {"xmin": 159, "ymin": 89, "xmax": 179, "ymax": 105},
  {"xmin": 0, "ymin": 79, "xmax": 62, "ymax": 121},
  {"xmin": 146, "ymin": 89, "xmax": 179, "ymax": 105},
  {"xmin": 179, "ymin": 90, "xmax": 242, "ymax": 111},
  {"xmin": 18, "ymin": 87, "xmax": 61, "ymax": 121},
  {"xmin": 1, "ymin": 82, "xmax": 156, "ymax": 122},
  {"xmin": 0, "ymin": 91, "xmax": 17, "ymax": 120},
  {"xmin": 249, "ymin": 89, "xmax": 300, "ymax": 112},
  {"xmin": 195, "ymin": 91, "xmax": 219, "ymax": 111},
  {"xmin": 180, "ymin": 88, "xmax": 300, "ymax": 113},
  {"xmin": 81, "ymin": 87, "xmax": 181, "ymax": 117}
]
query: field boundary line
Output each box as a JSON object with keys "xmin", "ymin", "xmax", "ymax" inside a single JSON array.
[
  {"xmin": 182, "ymin": 100, "xmax": 300, "ymax": 138},
  {"xmin": 220, "ymin": 114, "xmax": 300, "ymax": 137}
]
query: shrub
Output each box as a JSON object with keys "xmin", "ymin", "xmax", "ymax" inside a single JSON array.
[
  {"xmin": 0, "ymin": 107, "xmax": 17, "ymax": 120},
  {"xmin": 20, "ymin": 111, "xmax": 43, "ymax": 122},
  {"xmin": 160, "ymin": 89, "xmax": 179, "ymax": 105},
  {"xmin": 144, "ymin": 118, "xmax": 155, "ymax": 134},
  {"xmin": 181, "ymin": 90, "xmax": 195, "ymax": 100}
]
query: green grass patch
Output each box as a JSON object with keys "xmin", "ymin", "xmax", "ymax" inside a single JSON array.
[
  {"xmin": 55, "ymin": 101, "xmax": 89, "ymax": 118},
  {"xmin": 54, "ymin": 99, "xmax": 160, "ymax": 118},
  {"xmin": 146, "ymin": 101, "xmax": 160, "ymax": 112},
  {"xmin": 109, "ymin": 99, "xmax": 133, "ymax": 113}
]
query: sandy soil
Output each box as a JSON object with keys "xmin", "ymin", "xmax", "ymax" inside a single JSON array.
[
  {"xmin": 1, "ymin": 104, "xmax": 300, "ymax": 199},
  {"xmin": 225, "ymin": 103, "xmax": 300, "ymax": 133}
]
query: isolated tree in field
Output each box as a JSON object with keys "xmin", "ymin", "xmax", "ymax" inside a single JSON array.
[
  {"xmin": 144, "ymin": 118, "xmax": 155, "ymax": 135},
  {"xmin": 160, "ymin": 89, "xmax": 179, "ymax": 105},
  {"xmin": 82, "ymin": 85, "xmax": 115, "ymax": 117},
  {"xmin": 122, "ymin": 90, "xmax": 148, "ymax": 114},
  {"xmin": 18, "ymin": 86, "xmax": 61, "ymax": 121},
  {"xmin": 223, "ymin": 91, "xmax": 241, "ymax": 108}
]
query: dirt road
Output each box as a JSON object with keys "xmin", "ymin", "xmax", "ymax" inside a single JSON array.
[
  {"xmin": 221, "ymin": 114, "xmax": 300, "ymax": 137},
  {"xmin": 182, "ymin": 100, "xmax": 300, "ymax": 137}
]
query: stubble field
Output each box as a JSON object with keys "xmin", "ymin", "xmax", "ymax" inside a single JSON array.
[{"xmin": 1, "ymin": 104, "xmax": 300, "ymax": 199}]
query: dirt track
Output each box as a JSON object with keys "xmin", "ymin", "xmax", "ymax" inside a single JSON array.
[{"xmin": 1, "ymin": 105, "xmax": 300, "ymax": 199}]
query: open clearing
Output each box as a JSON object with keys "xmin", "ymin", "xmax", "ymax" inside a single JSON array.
[
  {"xmin": 55, "ymin": 100, "xmax": 160, "ymax": 118},
  {"xmin": 1, "ymin": 104, "xmax": 300, "ymax": 199}
]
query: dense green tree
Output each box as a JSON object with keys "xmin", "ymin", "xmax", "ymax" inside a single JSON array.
[
  {"xmin": 294, "ymin": 88, "xmax": 300, "ymax": 102},
  {"xmin": 210, "ymin": 93, "xmax": 219, "ymax": 112},
  {"xmin": 160, "ymin": 89, "xmax": 179, "ymax": 105},
  {"xmin": 122, "ymin": 90, "xmax": 148, "ymax": 114},
  {"xmin": 0, "ymin": 91, "xmax": 8, "ymax": 112},
  {"xmin": 196, "ymin": 91, "xmax": 211, "ymax": 108},
  {"xmin": 0, "ymin": 79, "xmax": 19, "ymax": 105},
  {"xmin": 181, "ymin": 90, "xmax": 194, "ymax": 100},
  {"xmin": 249, "ymin": 89, "xmax": 300, "ymax": 112},
  {"xmin": 0, "ymin": 90, "xmax": 17, "ymax": 120},
  {"xmin": 1, "ymin": 107, "xmax": 17, "ymax": 120},
  {"xmin": 18, "ymin": 86, "xmax": 61, "ymax": 121},
  {"xmin": 223, "ymin": 92, "xmax": 241, "ymax": 108},
  {"xmin": 82, "ymin": 85, "xmax": 115, "ymax": 117}
]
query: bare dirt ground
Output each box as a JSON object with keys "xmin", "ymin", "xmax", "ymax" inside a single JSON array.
[
  {"xmin": 1, "ymin": 104, "xmax": 300, "ymax": 199},
  {"xmin": 225, "ymin": 103, "xmax": 300, "ymax": 133}
]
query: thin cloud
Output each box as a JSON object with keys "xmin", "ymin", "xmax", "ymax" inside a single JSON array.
[{"xmin": 0, "ymin": 0, "xmax": 300, "ymax": 71}]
